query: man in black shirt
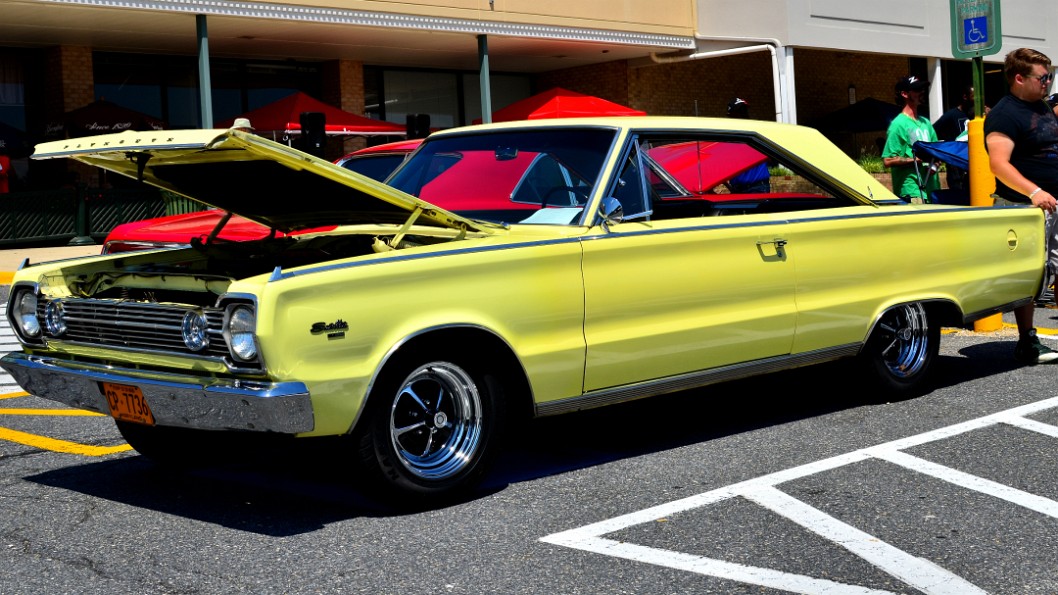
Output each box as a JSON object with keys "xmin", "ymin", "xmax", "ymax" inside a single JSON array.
[
  {"xmin": 933, "ymin": 85, "xmax": 978, "ymax": 191},
  {"xmin": 985, "ymin": 47, "xmax": 1058, "ymax": 365}
]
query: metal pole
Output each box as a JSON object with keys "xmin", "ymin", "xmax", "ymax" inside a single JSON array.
[
  {"xmin": 478, "ymin": 35, "xmax": 492, "ymax": 124},
  {"xmin": 197, "ymin": 15, "xmax": 214, "ymax": 128}
]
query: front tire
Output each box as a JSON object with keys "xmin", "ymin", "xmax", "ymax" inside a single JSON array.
[
  {"xmin": 859, "ymin": 302, "xmax": 939, "ymax": 396},
  {"xmin": 358, "ymin": 355, "xmax": 505, "ymax": 502}
]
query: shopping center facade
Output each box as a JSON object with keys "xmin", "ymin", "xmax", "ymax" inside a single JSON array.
[{"xmin": 0, "ymin": 0, "xmax": 1055, "ymax": 166}]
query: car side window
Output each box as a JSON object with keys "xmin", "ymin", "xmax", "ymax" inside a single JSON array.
[
  {"xmin": 634, "ymin": 135, "xmax": 855, "ymax": 220},
  {"xmin": 511, "ymin": 153, "xmax": 589, "ymax": 207},
  {"xmin": 608, "ymin": 143, "xmax": 652, "ymax": 221}
]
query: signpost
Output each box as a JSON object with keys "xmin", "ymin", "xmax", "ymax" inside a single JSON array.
[
  {"xmin": 951, "ymin": 0, "xmax": 1003, "ymax": 331},
  {"xmin": 950, "ymin": 0, "xmax": 1002, "ymax": 117}
]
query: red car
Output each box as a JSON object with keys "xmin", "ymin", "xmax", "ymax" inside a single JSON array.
[
  {"xmin": 102, "ymin": 139, "xmax": 421, "ymax": 253},
  {"xmin": 102, "ymin": 133, "xmax": 790, "ymax": 253}
]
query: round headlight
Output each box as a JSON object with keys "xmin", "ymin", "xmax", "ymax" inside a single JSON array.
[
  {"xmin": 227, "ymin": 306, "xmax": 257, "ymax": 361},
  {"xmin": 181, "ymin": 310, "xmax": 209, "ymax": 352},
  {"xmin": 45, "ymin": 300, "xmax": 66, "ymax": 336},
  {"xmin": 13, "ymin": 291, "xmax": 40, "ymax": 338}
]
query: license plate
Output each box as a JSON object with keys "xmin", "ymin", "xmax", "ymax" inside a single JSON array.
[{"xmin": 102, "ymin": 382, "xmax": 156, "ymax": 426}]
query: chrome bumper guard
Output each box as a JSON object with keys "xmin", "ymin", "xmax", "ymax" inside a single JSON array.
[{"xmin": 0, "ymin": 352, "xmax": 314, "ymax": 434}]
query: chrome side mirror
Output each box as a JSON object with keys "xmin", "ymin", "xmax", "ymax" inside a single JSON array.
[{"xmin": 599, "ymin": 196, "xmax": 624, "ymax": 230}]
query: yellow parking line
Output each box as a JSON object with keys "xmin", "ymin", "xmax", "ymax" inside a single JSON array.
[
  {"xmin": 0, "ymin": 393, "xmax": 128, "ymax": 455},
  {"xmin": 0, "ymin": 408, "xmax": 104, "ymax": 416},
  {"xmin": 1004, "ymin": 323, "xmax": 1058, "ymax": 336},
  {"xmin": 0, "ymin": 426, "xmax": 132, "ymax": 456}
]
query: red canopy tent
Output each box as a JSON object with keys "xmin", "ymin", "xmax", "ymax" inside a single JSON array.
[
  {"xmin": 484, "ymin": 87, "xmax": 646, "ymax": 123},
  {"xmin": 217, "ymin": 92, "xmax": 406, "ymax": 137}
]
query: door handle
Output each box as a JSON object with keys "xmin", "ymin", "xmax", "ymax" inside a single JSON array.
[
  {"xmin": 756, "ymin": 238, "xmax": 788, "ymax": 248},
  {"xmin": 756, "ymin": 238, "xmax": 788, "ymax": 259}
]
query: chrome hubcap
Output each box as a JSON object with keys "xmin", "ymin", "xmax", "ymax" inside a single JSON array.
[
  {"xmin": 389, "ymin": 362, "xmax": 483, "ymax": 480},
  {"xmin": 877, "ymin": 303, "xmax": 930, "ymax": 378}
]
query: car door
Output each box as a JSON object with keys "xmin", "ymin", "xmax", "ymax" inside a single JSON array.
[{"xmin": 580, "ymin": 136, "xmax": 798, "ymax": 392}]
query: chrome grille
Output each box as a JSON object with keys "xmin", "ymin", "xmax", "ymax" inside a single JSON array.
[{"xmin": 38, "ymin": 298, "xmax": 229, "ymax": 359}]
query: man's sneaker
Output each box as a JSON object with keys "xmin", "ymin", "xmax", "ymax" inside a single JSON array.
[{"xmin": 1014, "ymin": 329, "xmax": 1058, "ymax": 365}]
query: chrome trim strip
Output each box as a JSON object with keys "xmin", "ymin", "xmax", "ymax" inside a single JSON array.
[
  {"xmin": 535, "ymin": 344, "xmax": 861, "ymax": 417},
  {"xmin": 273, "ymin": 235, "xmax": 587, "ymax": 280},
  {"xmin": 42, "ymin": 0, "xmax": 695, "ymax": 49},
  {"xmin": 0, "ymin": 352, "xmax": 313, "ymax": 433},
  {"xmin": 275, "ymin": 204, "xmax": 990, "ymax": 281},
  {"xmin": 963, "ymin": 297, "xmax": 1033, "ymax": 325}
]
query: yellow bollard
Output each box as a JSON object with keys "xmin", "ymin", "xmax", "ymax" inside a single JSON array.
[{"xmin": 968, "ymin": 117, "xmax": 1004, "ymax": 332}]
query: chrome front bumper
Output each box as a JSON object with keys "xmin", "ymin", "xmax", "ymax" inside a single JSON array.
[{"xmin": 0, "ymin": 352, "xmax": 314, "ymax": 434}]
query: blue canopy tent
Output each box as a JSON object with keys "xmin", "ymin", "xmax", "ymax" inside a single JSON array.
[{"xmin": 913, "ymin": 140, "xmax": 970, "ymax": 205}]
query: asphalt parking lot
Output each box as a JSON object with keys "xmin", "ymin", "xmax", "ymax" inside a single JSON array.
[{"xmin": 0, "ymin": 248, "xmax": 1056, "ymax": 594}]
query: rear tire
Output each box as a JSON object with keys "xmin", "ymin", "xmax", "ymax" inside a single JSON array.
[
  {"xmin": 859, "ymin": 302, "xmax": 939, "ymax": 397},
  {"xmin": 358, "ymin": 353, "xmax": 505, "ymax": 503}
]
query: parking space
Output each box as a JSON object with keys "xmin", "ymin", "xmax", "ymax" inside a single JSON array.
[
  {"xmin": 0, "ymin": 307, "xmax": 132, "ymax": 457},
  {"xmin": 0, "ymin": 290, "xmax": 1056, "ymax": 592},
  {"xmin": 541, "ymin": 396, "xmax": 1058, "ymax": 594}
]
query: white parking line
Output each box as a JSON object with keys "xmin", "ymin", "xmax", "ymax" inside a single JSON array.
[
  {"xmin": 542, "ymin": 395, "xmax": 1058, "ymax": 594},
  {"xmin": 743, "ymin": 486, "xmax": 986, "ymax": 595}
]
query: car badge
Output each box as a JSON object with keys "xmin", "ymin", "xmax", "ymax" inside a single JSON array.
[{"xmin": 311, "ymin": 319, "xmax": 349, "ymax": 339}]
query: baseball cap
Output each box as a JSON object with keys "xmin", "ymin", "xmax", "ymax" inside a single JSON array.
[
  {"xmin": 727, "ymin": 97, "xmax": 749, "ymax": 115},
  {"xmin": 895, "ymin": 75, "xmax": 930, "ymax": 93}
]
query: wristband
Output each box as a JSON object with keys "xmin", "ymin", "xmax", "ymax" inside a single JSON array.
[{"xmin": 1029, "ymin": 187, "xmax": 1043, "ymax": 200}]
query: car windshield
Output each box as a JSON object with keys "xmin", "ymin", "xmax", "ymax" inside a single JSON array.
[{"xmin": 387, "ymin": 128, "xmax": 616, "ymax": 225}]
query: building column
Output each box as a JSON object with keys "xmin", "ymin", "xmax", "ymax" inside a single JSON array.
[
  {"xmin": 44, "ymin": 45, "xmax": 95, "ymax": 186},
  {"xmin": 45, "ymin": 45, "xmax": 94, "ymax": 124},
  {"xmin": 928, "ymin": 57, "xmax": 943, "ymax": 121},
  {"xmin": 783, "ymin": 46, "xmax": 797, "ymax": 125},
  {"xmin": 323, "ymin": 59, "xmax": 366, "ymax": 155}
]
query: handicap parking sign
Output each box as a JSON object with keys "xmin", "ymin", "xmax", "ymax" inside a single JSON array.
[
  {"xmin": 950, "ymin": 0, "xmax": 1001, "ymax": 58},
  {"xmin": 963, "ymin": 17, "xmax": 988, "ymax": 46}
]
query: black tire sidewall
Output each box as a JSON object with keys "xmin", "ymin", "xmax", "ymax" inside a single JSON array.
[
  {"xmin": 862, "ymin": 309, "xmax": 940, "ymax": 397},
  {"xmin": 358, "ymin": 354, "xmax": 505, "ymax": 500}
]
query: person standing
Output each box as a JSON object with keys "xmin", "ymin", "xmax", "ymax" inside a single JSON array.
[
  {"xmin": 933, "ymin": 85, "xmax": 979, "ymax": 191},
  {"xmin": 230, "ymin": 118, "xmax": 255, "ymax": 133},
  {"xmin": 984, "ymin": 47, "xmax": 1058, "ymax": 365},
  {"xmin": 934, "ymin": 84, "xmax": 977, "ymax": 141},
  {"xmin": 883, "ymin": 75, "xmax": 940, "ymax": 202}
]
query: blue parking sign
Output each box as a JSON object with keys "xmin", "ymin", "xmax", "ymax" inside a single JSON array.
[
  {"xmin": 950, "ymin": 0, "xmax": 1001, "ymax": 58},
  {"xmin": 963, "ymin": 17, "xmax": 988, "ymax": 46}
]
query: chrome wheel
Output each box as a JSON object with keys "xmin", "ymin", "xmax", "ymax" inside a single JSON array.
[
  {"xmin": 874, "ymin": 303, "xmax": 931, "ymax": 379},
  {"xmin": 859, "ymin": 302, "xmax": 939, "ymax": 397},
  {"xmin": 389, "ymin": 362, "xmax": 484, "ymax": 481}
]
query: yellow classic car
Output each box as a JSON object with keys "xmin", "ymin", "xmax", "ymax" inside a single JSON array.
[{"xmin": 0, "ymin": 118, "xmax": 1047, "ymax": 502}]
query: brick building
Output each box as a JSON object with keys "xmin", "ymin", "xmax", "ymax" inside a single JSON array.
[{"xmin": 0, "ymin": 0, "xmax": 1054, "ymax": 173}]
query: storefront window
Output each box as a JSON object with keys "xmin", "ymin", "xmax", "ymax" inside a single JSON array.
[
  {"xmin": 0, "ymin": 53, "xmax": 26, "ymax": 131},
  {"xmin": 462, "ymin": 74, "xmax": 531, "ymax": 123},
  {"xmin": 94, "ymin": 53, "xmax": 321, "ymax": 129},
  {"xmin": 94, "ymin": 53, "xmax": 164, "ymax": 119},
  {"xmin": 383, "ymin": 70, "xmax": 460, "ymax": 130},
  {"xmin": 367, "ymin": 67, "xmax": 531, "ymax": 131}
]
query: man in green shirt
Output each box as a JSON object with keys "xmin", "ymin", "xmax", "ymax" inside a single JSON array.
[{"xmin": 883, "ymin": 75, "xmax": 940, "ymax": 202}]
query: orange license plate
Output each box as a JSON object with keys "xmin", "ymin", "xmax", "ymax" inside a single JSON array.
[{"xmin": 102, "ymin": 382, "xmax": 156, "ymax": 426}]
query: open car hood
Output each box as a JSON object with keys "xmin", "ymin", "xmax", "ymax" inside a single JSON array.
[{"xmin": 31, "ymin": 129, "xmax": 488, "ymax": 234}]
